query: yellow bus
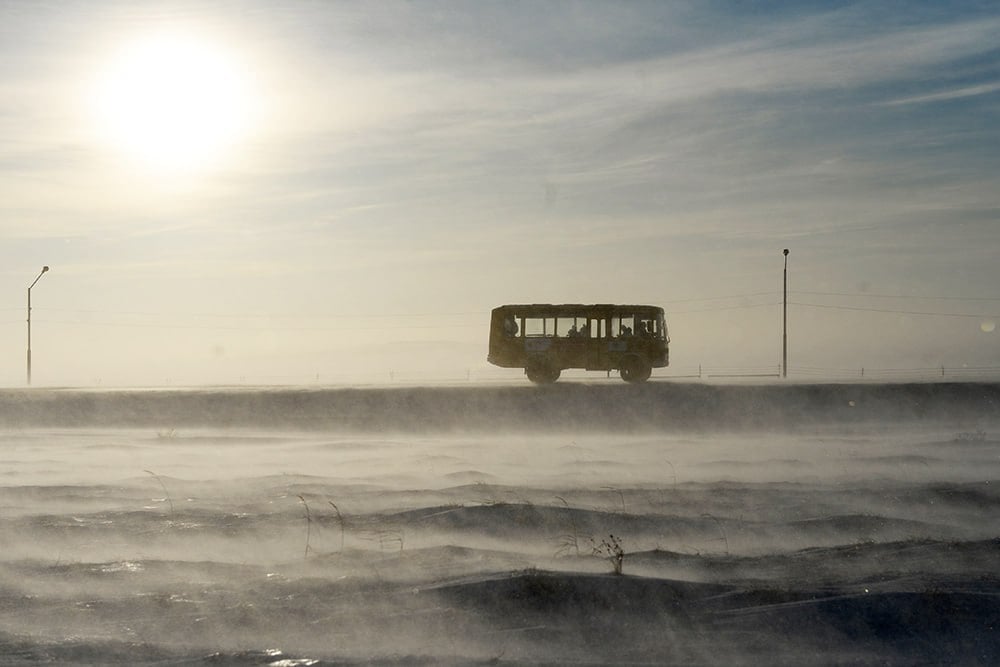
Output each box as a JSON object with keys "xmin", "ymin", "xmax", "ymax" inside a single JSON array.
[{"xmin": 488, "ymin": 304, "xmax": 669, "ymax": 383}]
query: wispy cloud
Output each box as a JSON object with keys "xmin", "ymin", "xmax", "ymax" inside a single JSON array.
[{"xmin": 880, "ymin": 81, "xmax": 1000, "ymax": 106}]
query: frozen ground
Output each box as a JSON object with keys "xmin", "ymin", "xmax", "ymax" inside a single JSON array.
[{"xmin": 1, "ymin": 383, "xmax": 999, "ymax": 664}]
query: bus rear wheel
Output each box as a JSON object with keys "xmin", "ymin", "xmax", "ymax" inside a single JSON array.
[
  {"xmin": 619, "ymin": 355, "xmax": 652, "ymax": 383},
  {"xmin": 525, "ymin": 361, "xmax": 561, "ymax": 384}
]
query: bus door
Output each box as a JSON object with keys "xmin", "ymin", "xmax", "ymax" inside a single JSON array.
[
  {"xmin": 564, "ymin": 315, "xmax": 606, "ymax": 370},
  {"xmin": 609, "ymin": 315, "xmax": 635, "ymax": 358},
  {"xmin": 586, "ymin": 317, "xmax": 609, "ymax": 369},
  {"xmin": 556, "ymin": 316, "xmax": 590, "ymax": 368}
]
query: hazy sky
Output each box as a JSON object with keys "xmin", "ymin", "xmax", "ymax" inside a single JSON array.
[{"xmin": 1, "ymin": 0, "xmax": 998, "ymax": 386}]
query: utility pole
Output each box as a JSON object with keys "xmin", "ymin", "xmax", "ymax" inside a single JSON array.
[
  {"xmin": 782, "ymin": 249, "xmax": 789, "ymax": 378},
  {"xmin": 27, "ymin": 266, "xmax": 49, "ymax": 385}
]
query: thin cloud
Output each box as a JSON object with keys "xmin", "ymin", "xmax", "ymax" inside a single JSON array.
[{"xmin": 880, "ymin": 81, "xmax": 1000, "ymax": 106}]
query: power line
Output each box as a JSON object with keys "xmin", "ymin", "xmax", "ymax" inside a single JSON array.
[
  {"xmin": 670, "ymin": 302, "xmax": 779, "ymax": 314},
  {"xmin": 7, "ymin": 301, "xmax": 779, "ymax": 330},
  {"xmin": 26, "ymin": 319, "xmax": 486, "ymax": 332},
  {"xmin": 5, "ymin": 294, "xmax": 996, "ymax": 326},
  {"xmin": 25, "ymin": 301, "xmax": 780, "ymax": 322},
  {"xmin": 32, "ymin": 307, "xmax": 487, "ymax": 320},
  {"xmin": 790, "ymin": 301, "xmax": 998, "ymax": 319},
  {"xmin": 6, "ymin": 288, "xmax": 997, "ymax": 320},
  {"xmin": 662, "ymin": 292, "xmax": 777, "ymax": 304},
  {"xmin": 791, "ymin": 290, "xmax": 1000, "ymax": 301}
]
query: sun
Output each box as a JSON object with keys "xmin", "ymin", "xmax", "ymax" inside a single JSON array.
[{"xmin": 90, "ymin": 33, "xmax": 258, "ymax": 171}]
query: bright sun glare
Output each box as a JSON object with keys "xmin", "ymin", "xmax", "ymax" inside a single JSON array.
[{"xmin": 91, "ymin": 33, "xmax": 258, "ymax": 171}]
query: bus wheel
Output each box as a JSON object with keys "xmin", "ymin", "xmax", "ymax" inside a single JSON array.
[
  {"xmin": 526, "ymin": 362, "xmax": 561, "ymax": 384},
  {"xmin": 620, "ymin": 355, "xmax": 651, "ymax": 383}
]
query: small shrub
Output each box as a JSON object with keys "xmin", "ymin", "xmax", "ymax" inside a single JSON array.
[{"xmin": 593, "ymin": 534, "xmax": 625, "ymax": 575}]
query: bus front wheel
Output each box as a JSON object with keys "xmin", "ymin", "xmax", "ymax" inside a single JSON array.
[
  {"xmin": 619, "ymin": 355, "xmax": 652, "ymax": 383},
  {"xmin": 526, "ymin": 361, "xmax": 561, "ymax": 384}
]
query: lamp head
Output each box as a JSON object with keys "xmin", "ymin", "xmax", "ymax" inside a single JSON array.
[
  {"xmin": 783, "ymin": 249, "xmax": 789, "ymax": 256},
  {"xmin": 42, "ymin": 266, "xmax": 49, "ymax": 272}
]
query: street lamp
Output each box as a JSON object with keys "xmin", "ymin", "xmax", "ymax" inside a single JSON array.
[
  {"xmin": 782, "ymin": 249, "xmax": 789, "ymax": 378},
  {"xmin": 27, "ymin": 265, "xmax": 49, "ymax": 386}
]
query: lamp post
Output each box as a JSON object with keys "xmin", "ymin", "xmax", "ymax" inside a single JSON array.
[
  {"xmin": 782, "ymin": 249, "xmax": 789, "ymax": 378},
  {"xmin": 27, "ymin": 265, "xmax": 49, "ymax": 386}
]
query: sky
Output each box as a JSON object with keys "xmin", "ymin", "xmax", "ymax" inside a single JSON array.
[{"xmin": 1, "ymin": 0, "xmax": 998, "ymax": 386}]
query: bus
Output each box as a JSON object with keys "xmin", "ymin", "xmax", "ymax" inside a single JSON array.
[{"xmin": 488, "ymin": 304, "xmax": 669, "ymax": 383}]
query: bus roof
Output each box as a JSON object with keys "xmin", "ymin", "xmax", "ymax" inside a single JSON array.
[{"xmin": 492, "ymin": 304, "xmax": 664, "ymax": 315}]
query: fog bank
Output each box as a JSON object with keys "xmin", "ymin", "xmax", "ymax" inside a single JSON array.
[{"xmin": 1, "ymin": 382, "xmax": 997, "ymax": 431}]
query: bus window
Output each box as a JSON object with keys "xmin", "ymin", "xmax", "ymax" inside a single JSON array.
[
  {"xmin": 612, "ymin": 315, "xmax": 634, "ymax": 337},
  {"xmin": 524, "ymin": 316, "xmax": 555, "ymax": 337},
  {"xmin": 558, "ymin": 317, "xmax": 594, "ymax": 338},
  {"xmin": 636, "ymin": 316, "xmax": 657, "ymax": 338},
  {"xmin": 556, "ymin": 317, "xmax": 576, "ymax": 337},
  {"xmin": 559, "ymin": 317, "xmax": 596, "ymax": 339}
]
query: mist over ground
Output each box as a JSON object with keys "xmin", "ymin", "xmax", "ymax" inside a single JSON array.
[
  {"xmin": 2, "ymin": 382, "xmax": 999, "ymax": 664},
  {"xmin": 2, "ymin": 381, "xmax": 997, "ymax": 431}
]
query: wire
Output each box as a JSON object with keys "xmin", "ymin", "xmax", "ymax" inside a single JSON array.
[
  {"xmin": 33, "ymin": 307, "xmax": 487, "ymax": 320},
  {"xmin": 791, "ymin": 290, "xmax": 1000, "ymax": 302},
  {"xmin": 30, "ymin": 319, "xmax": 485, "ymax": 332},
  {"xmin": 669, "ymin": 302, "xmax": 779, "ymax": 314},
  {"xmin": 662, "ymin": 292, "xmax": 777, "ymax": 304},
  {"xmin": 8, "ymin": 292, "xmax": 997, "ymax": 326},
  {"xmin": 790, "ymin": 302, "xmax": 998, "ymax": 319}
]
